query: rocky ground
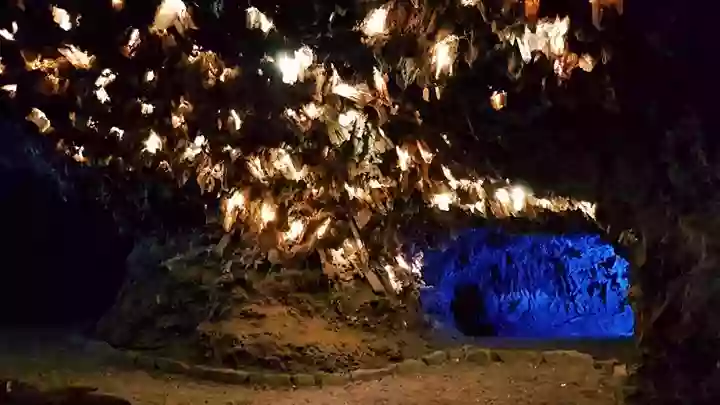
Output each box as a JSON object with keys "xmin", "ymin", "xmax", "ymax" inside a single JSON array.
[
  {"xmin": 94, "ymin": 238, "xmax": 442, "ymax": 374},
  {"xmin": 0, "ymin": 237, "xmax": 628, "ymax": 405},
  {"xmin": 0, "ymin": 329, "xmax": 626, "ymax": 405}
]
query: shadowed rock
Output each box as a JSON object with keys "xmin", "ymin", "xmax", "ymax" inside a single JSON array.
[
  {"xmin": 1, "ymin": 380, "xmax": 132, "ymax": 405},
  {"xmin": 451, "ymin": 283, "xmax": 497, "ymax": 337}
]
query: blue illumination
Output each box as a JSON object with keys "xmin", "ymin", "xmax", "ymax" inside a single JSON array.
[{"xmin": 420, "ymin": 228, "xmax": 634, "ymax": 338}]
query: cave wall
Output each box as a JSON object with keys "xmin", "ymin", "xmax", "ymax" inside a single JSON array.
[{"xmin": 421, "ymin": 228, "xmax": 633, "ymax": 338}]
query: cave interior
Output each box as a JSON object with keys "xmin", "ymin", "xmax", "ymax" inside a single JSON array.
[
  {"xmin": 0, "ymin": 160, "xmax": 634, "ymax": 342},
  {"xmin": 420, "ymin": 227, "xmax": 634, "ymax": 340}
]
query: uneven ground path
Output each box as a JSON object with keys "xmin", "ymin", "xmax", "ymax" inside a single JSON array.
[{"xmin": 0, "ymin": 329, "xmax": 620, "ymax": 405}]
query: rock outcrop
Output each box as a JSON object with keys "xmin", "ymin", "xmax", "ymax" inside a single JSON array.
[{"xmin": 95, "ymin": 232, "xmax": 433, "ymax": 373}]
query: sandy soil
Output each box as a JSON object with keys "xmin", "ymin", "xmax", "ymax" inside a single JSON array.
[{"xmin": 0, "ymin": 330, "xmax": 619, "ymax": 405}]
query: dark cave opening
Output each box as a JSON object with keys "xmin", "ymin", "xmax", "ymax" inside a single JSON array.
[
  {"xmin": 0, "ymin": 168, "xmax": 133, "ymax": 326},
  {"xmin": 420, "ymin": 228, "xmax": 634, "ymax": 339}
]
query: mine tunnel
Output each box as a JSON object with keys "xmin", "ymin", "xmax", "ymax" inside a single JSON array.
[{"xmin": 420, "ymin": 226, "xmax": 634, "ymax": 339}]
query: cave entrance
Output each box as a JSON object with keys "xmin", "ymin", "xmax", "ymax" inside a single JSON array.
[
  {"xmin": 420, "ymin": 228, "xmax": 633, "ymax": 339},
  {"xmin": 0, "ymin": 167, "xmax": 132, "ymax": 327}
]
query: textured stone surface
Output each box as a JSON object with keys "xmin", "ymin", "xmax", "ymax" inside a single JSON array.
[
  {"xmin": 422, "ymin": 350, "xmax": 448, "ymax": 366},
  {"xmin": 261, "ymin": 373, "xmax": 293, "ymax": 387},
  {"xmin": 421, "ymin": 231, "xmax": 634, "ymax": 339},
  {"xmin": 315, "ymin": 372, "xmax": 350, "ymax": 386},
  {"xmin": 154, "ymin": 357, "xmax": 191, "ymax": 374},
  {"xmin": 542, "ymin": 350, "xmax": 595, "ymax": 367},
  {"xmin": 492, "ymin": 349, "xmax": 543, "ymax": 365},
  {"xmin": 446, "ymin": 346, "xmax": 469, "ymax": 361},
  {"xmin": 593, "ymin": 359, "xmax": 618, "ymax": 375},
  {"xmin": 135, "ymin": 355, "xmax": 157, "ymax": 370},
  {"xmin": 291, "ymin": 373, "xmax": 316, "ymax": 387},
  {"xmin": 466, "ymin": 348, "xmax": 492, "ymax": 365},
  {"xmin": 614, "ymin": 384, "xmax": 636, "ymax": 405},
  {"xmin": 396, "ymin": 359, "xmax": 425, "ymax": 374},
  {"xmin": 110, "ymin": 350, "xmax": 139, "ymax": 368},
  {"xmin": 247, "ymin": 372, "xmax": 265, "ymax": 385},
  {"xmin": 190, "ymin": 366, "xmax": 250, "ymax": 384},
  {"xmin": 612, "ymin": 364, "xmax": 628, "ymax": 378},
  {"xmin": 350, "ymin": 366, "xmax": 395, "ymax": 381}
]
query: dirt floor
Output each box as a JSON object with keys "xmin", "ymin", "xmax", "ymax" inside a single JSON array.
[
  {"xmin": 192, "ymin": 300, "xmax": 438, "ymax": 372},
  {"xmin": 2, "ymin": 362, "xmax": 618, "ymax": 405},
  {"xmin": 0, "ymin": 329, "xmax": 621, "ymax": 405}
]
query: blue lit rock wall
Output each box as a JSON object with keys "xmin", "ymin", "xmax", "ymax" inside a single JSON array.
[{"xmin": 420, "ymin": 228, "xmax": 634, "ymax": 338}]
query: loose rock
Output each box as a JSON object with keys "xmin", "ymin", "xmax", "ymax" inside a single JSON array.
[
  {"xmin": 291, "ymin": 373, "xmax": 316, "ymax": 387},
  {"xmin": 492, "ymin": 349, "xmax": 543, "ymax": 365},
  {"xmin": 422, "ymin": 350, "xmax": 448, "ymax": 366},
  {"xmin": 315, "ymin": 372, "xmax": 350, "ymax": 386},
  {"xmin": 261, "ymin": 373, "xmax": 293, "ymax": 388},
  {"xmin": 350, "ymin": 366, "xmax": 395, "ymax": 381},
  {"xmin": 396, "ymin": 359, "xmax": 425, "ymax": 374},
  {"xmin": 446, "ymin": 346, "xmax": 468, "ymax": 362},
  {"xmin": 190, "ymin": 366, "xmax": 250, "ymax": 384},
  {"xmin": 466, "ymin": 348, "xmax": 492, "ymax": 365},
  {"xmin": 154, "ymin": 357, "xmax": 191, "ymax": 374}
]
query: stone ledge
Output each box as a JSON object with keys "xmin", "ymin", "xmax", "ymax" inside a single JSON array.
[
  {"xmin": 350, "ymin": 365, "xmax": 396, "ymax": 381},
  {"xmin": 110, "ymin": 346, "xmax": 627, "ymax": 388}
]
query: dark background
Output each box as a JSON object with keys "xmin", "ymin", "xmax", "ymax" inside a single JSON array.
[{"xmin": 0, "ymin": 120, "xmax": 132, "ymax": 326}]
